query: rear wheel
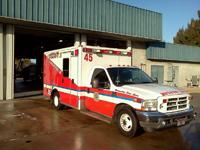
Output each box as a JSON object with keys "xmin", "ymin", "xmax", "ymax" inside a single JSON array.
[
  {"xmin": 52, "ymin": 92, "xmax": 64, "ymax": 110},
  {"xmin": 116, "ymin": 107, "xmax": 139, "ymax": 137}
]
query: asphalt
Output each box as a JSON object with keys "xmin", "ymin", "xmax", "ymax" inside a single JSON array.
[{"xmin": 0, "ymin": 89, "xmax": 200, "ymax": 150}]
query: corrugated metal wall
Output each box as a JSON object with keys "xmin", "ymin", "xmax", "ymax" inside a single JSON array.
[
  {"xmin": 147, "ymin": 42, "xmax": 200, "ymax": 62},
  {"xmin": 0, "ymin": 0, "xmax": 162, "ymax": 40}
]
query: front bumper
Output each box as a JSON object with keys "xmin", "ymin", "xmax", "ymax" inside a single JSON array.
[{"xmin": 136, "ymin": 106, "xmax": 194, "ymax": 129}]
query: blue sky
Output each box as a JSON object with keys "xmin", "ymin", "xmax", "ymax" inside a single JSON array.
[{"xmin": 114, "ymin": 0, "xmax": 200, "ymax": 42}]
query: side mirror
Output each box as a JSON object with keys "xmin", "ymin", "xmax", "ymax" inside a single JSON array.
[{"xmin": 104, "ymin": 82, "xmax": 111, "ymax": 89}]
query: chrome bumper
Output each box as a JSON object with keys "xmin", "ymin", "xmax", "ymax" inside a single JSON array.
[{"xmin": 136, "ymin": 106, "xmax": 194, "ymax": 129}]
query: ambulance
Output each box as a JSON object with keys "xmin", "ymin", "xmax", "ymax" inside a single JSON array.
[{"xmin": 43, "ymin": 45, "xmax": 194, "ymax": 137}]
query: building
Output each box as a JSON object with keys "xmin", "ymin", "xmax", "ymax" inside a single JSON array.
[
  {"xmin": 0, "ymin": 0, "xmax": 199, "ymax": 100},
  {"xmin": 132, "ymin": 42, "xmax": 200, "ymax": 87}
]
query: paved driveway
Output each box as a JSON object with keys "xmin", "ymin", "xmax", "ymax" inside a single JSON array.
[{"xmin": 0, "ymin": 89, "xmax": 199, "ymax": 150}]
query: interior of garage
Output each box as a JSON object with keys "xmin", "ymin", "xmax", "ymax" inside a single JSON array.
[
  {"xmin": 87, "ymin": 36, "xmax": 126, "ymax": 49},
  {"xmin": 14, "ymin": 27, "xmax": 74, "ymax": 98}
]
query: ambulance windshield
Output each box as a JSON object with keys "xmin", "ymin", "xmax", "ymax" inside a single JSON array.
[{"xmin": 107, "ymin": 67, "xmax": 154, "ymax": 86}]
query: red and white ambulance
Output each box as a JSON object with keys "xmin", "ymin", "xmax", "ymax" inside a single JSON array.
[{"xmin": 43, "ymin": 45, "xmax": 194, "ymax": 137}]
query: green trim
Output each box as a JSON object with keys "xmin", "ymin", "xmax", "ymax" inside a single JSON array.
[
  {"xmin": 0, "ymin": 0, "xmax": 162, "ymax": 40},
  {"xmin": 147, "ymin": 42, "xmax": 200, "ymax": 63}
]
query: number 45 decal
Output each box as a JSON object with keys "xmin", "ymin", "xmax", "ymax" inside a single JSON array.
[{"xmin": 84, "ymin": 53, "xmax": 93, "ymax": 62}]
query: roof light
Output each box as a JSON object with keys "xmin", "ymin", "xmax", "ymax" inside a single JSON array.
[
  {"xmin": 122, "ymin": 51, "xmax": 128, "ymax": 55},
  {"xmin": 100, "ymin": 49, "xmax": 112, "ymax": 54},
  {"xmin": 82, "ymin": 48, "xmax": 131, "ymax": 56},
  {"xmin": 93, "ymin": 49, "xmax": 101, "ymax": 53},
  {"xmin": 112, "ymin": 51, "xmax": 121, "ymax": 55},
  {"xmin": 74, "ymin": 49, "xmax": 79, "ymax": 56},
  {"xmin": 127, "ymin": 52, "xmax": 132, "ymax": 56},
  {"xmin": 83, "ymin": 48, "xmax": 93, "ymax": 52}
]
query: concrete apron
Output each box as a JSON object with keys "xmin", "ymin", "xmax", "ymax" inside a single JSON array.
[{"xmin": 0, "ymin": 92, "xmax": 200, "ymax": 150}]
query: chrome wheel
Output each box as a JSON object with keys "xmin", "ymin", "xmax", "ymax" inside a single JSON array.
[{"xmin": 120, "ymin": 113, "xmax": 133, "ymax": 132}]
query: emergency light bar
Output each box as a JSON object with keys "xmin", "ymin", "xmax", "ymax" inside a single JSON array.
[{"xmin": 83, "ymin": 48, "xmax": 132, "ymax": 56}]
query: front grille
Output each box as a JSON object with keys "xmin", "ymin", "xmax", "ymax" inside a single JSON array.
[
  {"xmin": 165, "ymin": 96, "xmax": 188, "ymax": 112},
  {"xmin": 167, "ymin": 106, "xmax": 177, "ymax": 111}
]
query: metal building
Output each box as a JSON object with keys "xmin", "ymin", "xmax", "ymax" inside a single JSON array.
[
  {"xmin": 0, "ymin": 0, "xmax": 162, "ymax": 100},
  {"xmin": 0, "ymin": 0, "xmax": 199, "ymax": 100},
  {"xmin": 133, "ymin": 42, "xmax": 200, "ymax": 87}
]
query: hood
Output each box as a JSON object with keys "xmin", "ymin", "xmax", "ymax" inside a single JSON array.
[{"xmin": 115, "ymin": 84, "xmax": 186, "ymax": 100}]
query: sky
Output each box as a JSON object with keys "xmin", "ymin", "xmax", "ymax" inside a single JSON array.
[{"xmin": 114, "ymin": 0, "xmax": 200, "ymax": 42}]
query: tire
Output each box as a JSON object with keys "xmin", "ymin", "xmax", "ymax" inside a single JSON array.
[
  {"xmin": 116, "ymin": 107, "xmax": 139, "ymax": 137},
  {"xmin": 52, "ymin": 92, "xmax": 64, "ymax": 110}
]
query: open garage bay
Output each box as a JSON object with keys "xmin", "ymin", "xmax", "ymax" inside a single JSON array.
[{"xmin": 14, "ymin": 27, "xmax": 74, "ymax": 98}]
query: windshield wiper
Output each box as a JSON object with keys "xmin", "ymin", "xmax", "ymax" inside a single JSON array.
[
  {"xmin": 140, "ymin": 81, "xmax": 153, "ymax": 84},
  {"xmin": 118, "ymin": 81, "xmax": 135, "ymax": 86}
]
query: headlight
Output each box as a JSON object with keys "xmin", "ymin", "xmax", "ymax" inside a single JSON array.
[{"xmin": 142, "ymin": 99, "xmax": 157, "ymax": 111}]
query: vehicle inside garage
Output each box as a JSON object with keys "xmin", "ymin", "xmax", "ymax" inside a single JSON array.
[{"xmin": 14, "ymin": 27, "xmax": 74, "ymax": 98}]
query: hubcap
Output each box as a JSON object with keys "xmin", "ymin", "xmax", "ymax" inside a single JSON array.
[
  {"xmin": 120, "ymin": 113, "xmax": 133, "ymax": 132},
  {"xmin": 54, "ymin": 96, "xmax": 59, "ymax": 107}
]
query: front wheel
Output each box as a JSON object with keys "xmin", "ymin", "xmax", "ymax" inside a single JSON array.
[{"xmin": 116, "ymin": 107, "xmax": 139, "ymax": 137}]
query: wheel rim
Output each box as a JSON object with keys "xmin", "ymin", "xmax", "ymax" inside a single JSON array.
[
  {"xmin": 54, "ymin": 96, "xmax": 59, "ymax": 107},
  {"xmin": 120, "ymin": 113, "xmax": 133, "ymax": 132}
]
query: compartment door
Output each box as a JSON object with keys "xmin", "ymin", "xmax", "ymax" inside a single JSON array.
[{"xmin": 69, "ymin": 56, "xmax": 79, "ymax": 107}]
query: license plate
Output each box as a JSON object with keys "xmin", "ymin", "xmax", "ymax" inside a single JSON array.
[{"xmin": 177, "ymin": 119, "xmax": 186, "ymax": 126}]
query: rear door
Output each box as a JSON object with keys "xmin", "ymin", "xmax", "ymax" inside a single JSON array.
[
  {"xmin": 69, "ymin": 54, "xmax": 79, "ymax": 107},
  {"xmin": 58, "ymin": 50, "xmax": 79, "ymax": 108}
]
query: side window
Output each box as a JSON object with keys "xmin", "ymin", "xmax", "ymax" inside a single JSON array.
[
  {"xmin": 91, "ymin": 69, "xmax": 110, "ymax": 89},
  {"xmin": 63, "ymin": 58, "xmax": 69, "ymax": 77}
]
